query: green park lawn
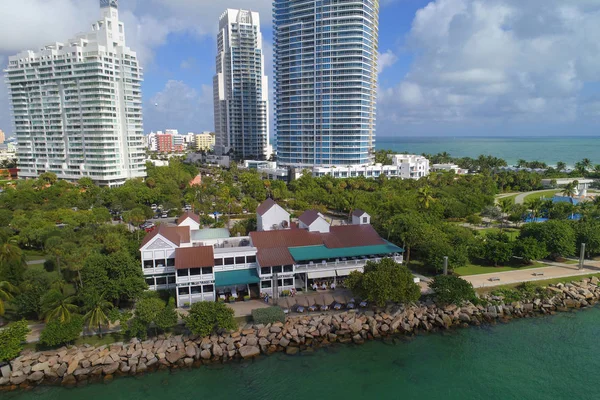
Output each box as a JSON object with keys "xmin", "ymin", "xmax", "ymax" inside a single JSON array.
[
  {"xmin": 23, "ymin": 249, "xmax": 47, "ymax": 262},
  {"xmin": 477, "ymin": 227, "xmax": 520, "ymax": 240},
  {"xmin": 476, "ymin": 273, "xmax": 600, "ymax": 294},
  {"xmin": 454, "ymin": 261, "xmax": 547, "ymax": 276},
  {"xmin": 522, "ymin": 190, "xmax": 561, "ymax": 203}
]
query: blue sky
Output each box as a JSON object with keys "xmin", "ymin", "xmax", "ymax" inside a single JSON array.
[{"xmin": 1, "ymin": 0, "xmax": 600, "ymax": 138}]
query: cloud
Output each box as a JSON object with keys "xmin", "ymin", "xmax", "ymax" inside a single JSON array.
[
  {"xmin": 180, "ymin": 57, "xmax": 197, "ymax": 70},
  {"xmin": 145, "ymin": 80, "xmax": 214, "ymax": 133},
  {"xmin": 378, "ymin": 50, "xmax": 398, "ymax": 74},
  {"xmin": 378, "ymin": 0, "xmax": 600, "ymax": 130}
]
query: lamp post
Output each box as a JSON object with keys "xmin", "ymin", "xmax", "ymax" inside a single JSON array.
[
  {"xmin": 443, "ymin": 256, "xmax": 448, "ymax": 276},
  {"xmin": 579, "ymin": 243, "xmax": 586, "ymax": 271}
]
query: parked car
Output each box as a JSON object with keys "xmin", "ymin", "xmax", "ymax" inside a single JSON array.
[
  {"xmin": 161, "ymin": 212, "xmax": 168, "ymax": 218},
  {"xmin": 151, "ymin": 204, "xmax": 157, "ymax": 211}
]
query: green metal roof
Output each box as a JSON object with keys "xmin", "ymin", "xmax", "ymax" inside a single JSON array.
[
  {"xmin": 288, "ymin": 242, "xmax": 404, "ymax": 262},
  {"xmin": 215, "ymin": 269, "xmax": 260, "ymax": 287},
  {"xmin": 191, "ymin": 228, "xmax": 230, "ymax": 241}
]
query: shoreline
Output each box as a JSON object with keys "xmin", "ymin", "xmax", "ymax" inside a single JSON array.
[{"xmin": 2, "ymin": 276, "xmax": 599, "ymax": 392}]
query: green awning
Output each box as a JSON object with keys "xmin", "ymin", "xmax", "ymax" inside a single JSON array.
[
  {"xmin": 288, "ymin": 241, "xmax": 404, "ymax": 262},
  {"xmin": 215, "ymin": 269, "xmax": 260, "ymax": 287}
]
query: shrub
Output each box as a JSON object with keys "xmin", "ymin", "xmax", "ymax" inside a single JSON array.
[
  {"xmin": 281, "ymin": 290, "xmax": 290, "ymax": 297},
  {"xmin": 466, "ymin": 214, "xmax": 483, "ymax": 225},
  {"xmin": 183, "ymin": 301, "xmax": 236, "ymax": 337},
  {"xmin": 40, "ymin": 315, "xmax": 84, "ymax": 347},
  {"xmin": 0, "ymin": 320, "xmax": 30, "ymax": 362},
  {"xmin": 252, "ymin": 306, "xmax": 285, "ymax": 325},
  {"xmin": 430, "ymin": 275, "xmax": 477, "ymax": 306}
]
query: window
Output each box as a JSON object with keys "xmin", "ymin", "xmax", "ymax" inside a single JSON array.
[
  {"xmin": 190, "ymin": 268, "xmax": 200, "ymax": 276},
  {"xmin": 261, "ymin": 267, "xmax": 271, "ymax": 275},
  {"xmin": 167, "ymin": 258, "xmax": 175, "ymax": 267},
  {"xmin": 261, "ymin": 280, "xmax": 272, "ymax": 288},
  {"xmin": 235, "ymin": 256, "xmax": 245, "ymax": 264},
  {"xmin": 363, "ymin": 217, "xmax": 368, "ymax": 223},
  {"xmin": 191, "ymin": 286, "xmax": 202, "ymax": 295},
  {"xmin": 178, "ymin": 287, "xmax": 189, "ymax": 295},
  {"xmin": 214, "ymin": 258, "xmax": 223, "ymax": 266},
  {"xmin": 155, "ymin": 259, "xmax": 166, "ymax": 268},
  {"xmin": 202, "ymin": 267, "xmax": 213, "ymax": 275},
  {"xmin": 272, "ymin": 266, "xmax": 282, "ymax": 274},
  {"xmin": 145, "ymin": 277, "xmax": 154, "ymax": 285},
  {"xmin": 156, "ymin": 276, "xmax": 167, "ymax": 285},
  {"xmin": 143, "ymin": 260, "xmax": 153, "ymax": 269},
  {"xmin": 247, "ymin": 255, "xmax": 256, "ymax": 263},
  {"xmin": 224, "ymin": 257, "xmax": 234, "ymax": 265},
  {"xmin": 168, "ymin": 276, "xmax": 176, "ymax": 284},
  {"xmin": 177, "ymin": 269, "xmax": 188, "ymax": 277},
  {"xmin": 283, "ymin": 265, "xmax": 293, "ymax": 273},
  {"xmin": 203, "ymin": 284, "xmax": 214, "ymax": 293}
]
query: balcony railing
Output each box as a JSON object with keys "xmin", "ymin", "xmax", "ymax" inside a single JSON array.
[{"xmin": 294, "ymin": 256, "xmax": 403, "ymax": 273}]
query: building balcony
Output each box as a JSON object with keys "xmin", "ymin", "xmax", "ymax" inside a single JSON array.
[{"xmin": 294, "ymin": 255, "xmax": 403, "ymax": 274}]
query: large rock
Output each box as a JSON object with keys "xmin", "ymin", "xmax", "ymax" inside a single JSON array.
[
  {"xmin": 213, "ymin": 345, "xmax": 224, "ymax": 357},
  {"xmin": 27, "ymin": 371, "xmax": 45, "ymax": 382},
  {"xmin": 102, "ymin": 362, "xmax": 119, "ymax": 375},
  {"xmin": 10, "ymin": 374, "xmax": 27, "ymax": 385},
  {"xmin": 0, "ymin": 364, "xmax": 10, "ymax": 378},
  {"xmin": 279, "ymin": 337, "xmax": 290, "ymax": 348},
  {"xmin": 239, "ymin": 346, "xmax": 260, "ymax": 359},
  {"xmin": 285, "ymin": 347, "xmax": 299, "ymax": 355},
  {"xmin": 165, "ymin": 349, "xmax": 186, "ymax": 364},
  {"xmin": 31, "ymin": 362, "xmax": 49, "ymax": 372},
  {"xmin": 61, "ymin": 374, "xmax": 77, "ymax": 387},
  {"xmin": 185, "ymin": 345, "xmax": 196, "ymax": 358},
  {"xmin": 200, "ymin": 350, "xmax": 211, "ymax": 360}
]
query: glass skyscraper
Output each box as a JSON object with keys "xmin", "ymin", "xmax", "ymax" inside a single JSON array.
[
  {"xmin": 213, "ymin": 9, "xmax": 270, "ymax": 160},
  {"xmin": 273, "ymin": 0, "xmax": 379, "ymax": 167}
]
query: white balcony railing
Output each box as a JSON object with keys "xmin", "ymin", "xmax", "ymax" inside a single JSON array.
[{"xmin": 294, "ymin": 256, "xmax": 403, "ymax": 273}]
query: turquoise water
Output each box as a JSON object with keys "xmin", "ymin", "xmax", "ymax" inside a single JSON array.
[
  {"xmin": 377, "ymin": 136, "xmax": 600, "ymax": 166},
  {"xmin": 6, "ymin": 308, "xmax": 600, "ymax": 400}
]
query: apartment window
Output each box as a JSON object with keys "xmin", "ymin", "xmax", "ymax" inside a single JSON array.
[
  {"xmin": 261, "ymin": 267, "xmax": 271, "ymax": 275},
  {"xmin": 247, "ymin": 255, "xmax": 256, "ymax": 263},
  {"xmin": 283, "ymin": 265, "xmax": 293, "ymax": 273},
  {"xmin": 190, "ymin": 268, "xmax": 201, "ymax": 276},
  {"xmin": 261, "ymin": 280, "xmax": 272, "ymax": 289},
  {"xmin": 143, "ymin": 260, "xmax": 153, "ymax": 269},
  {"xmin": 191, "ymin": 286, "xmax": 202, "ymax": 295},
  {"xmin": 224, "ymin": 257, "xmax": 234, "ymax": 265},
  {"xmin": 214, "ymin": 258, "xmax": 223, "ymax": 266},
  {"xmin": 177, "ymin": 269, "xmax": 188, "ymax": 277},
  {"xmin": 155, "ymin": 259, "xmax": 166, "ymax": 268},
  {"xmin": 283, "ymin": 278, "xmax": 293, "ymax": 287},
  {"xmin": 203, "ymin": 284, "xmax": 214, "ymax": 293},
  {"xmin": 202, "ymin": 267, "xmax": 213, "ymax": 275},
  {"xmin": 155, "ymin": 276, "xmax": 167, "ymax": 285},
  {"xmin": 235, "ymin": 256, "xmax": 245, "ymax": 264},
  {"xmin": 168, "ymin": 276, "xmax": 176, "ymax": 284},
  {"xmin": 363, "ymin": 217, "xmax": 368, "ymax": 223},
  {"xmin": 145, "ymin": 277, "xmax": 154, "ymax": 286},
  {"xmin": 178, "ymin": 287, "xmax": 189, "ymax": 295},
  {"xmin": 272, "ymin": 266, "xmax": 282, "ymax": 274}
]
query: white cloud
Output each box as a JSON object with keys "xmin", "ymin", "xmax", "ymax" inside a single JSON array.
[
  {"xmin": 378, "ymin": 0, "xmax": 600, "ymax": 130},
  {"xmin": 145, "ymin": 81, "xmax": 214, "ymax": 132},
  {"xmin": 378, "ymin": 50, "xmax": 398, "ymax": 74}
]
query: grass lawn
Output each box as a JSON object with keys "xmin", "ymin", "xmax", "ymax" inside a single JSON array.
[
  {"xmin": 497, "ymin": 193, "xmax": 519, "ymax": 204},
  {"xmin": 522, "ymin": 190, "xmax": 561, "ymax": 204},
  {"xmin": 454, "ymin": 261, "xmax": 546, "ymax": 276},
  {"xmin": 408, "ymin": 260, "xmax": 437, "ymax": 278},
  {"xmin": 23, "ymin": 249, "xmax": 47, "ymax": 262},
  {"xmin": 477, "ymin": 227, "xmax": 520, "ymax": 241}
]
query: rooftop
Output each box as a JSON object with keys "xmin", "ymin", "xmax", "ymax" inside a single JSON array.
[
  {"xmin": 141, "ymin": 225, "xmax": 190, "ymax": 247},
  {"xmin": 174, "ymin": 246, "xmax": 214, "ymax": 269},
  {"xmin": 298, "ymin": 209, "xmax": 322, "ymax": 226},
  {"xmin": 178, "ymin": 211, "xmax": 200, "ymax": 225},
  {"xmin": 191, "ymin": 228, "xmax": 231, "ymax": 241},
  {"xmin": 256, "ymin": 198, "xmax": 278, "ymax": 216}
]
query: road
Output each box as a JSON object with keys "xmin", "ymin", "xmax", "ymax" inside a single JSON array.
[{"xmin": 513, "ymin": 189, "xmax": 562, "ymax": 205}]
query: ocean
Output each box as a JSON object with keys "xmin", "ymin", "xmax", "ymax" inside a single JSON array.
[
  {"xmin": 376, "ymin": 136, "xmax": 600, "ymax": 167},
  {"xmin": 6, "ymin": 307, "xmax": 600, "ymax": 400}
]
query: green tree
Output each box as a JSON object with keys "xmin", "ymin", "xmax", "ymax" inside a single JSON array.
[
  {"xmin": 154, "ymin": 303, "xmax": 178, "ymax": 333},
  {"xmin": 482, "ymin": 232, "xmax": 514, "ymax": 266},
  {"xmin": 520, "ymin": 220, "xmax": 576, "ymax": 259},
  {"xmin": 417, "ymin": 186, "xmax": 436, "ymax": 210},
  {"xmin": 556, "ymin": 161, "xmax": 566, "ymax": 173},
  {"xmin": 0, "ymin": 280, "xmax": 19, "ymax": 317},
  {"xmin": 41, "ymin": 289, "xmax": 79, "ymax": 323},
  {"xmin": 430, "ymin": 275, "xmax": 477, "ymax": 306},
  {"xmin": 0, "ymin": 320, "xmax": 30, "ymax": 362},
  {"xmin": 83, "ymin": 292, "xmax": 113, "ymax": 338},
  {"xmin": 514, "ymin": 237, "xmax": 548, "ymax": 264},
  {"xmin": 345, "ymin": 258, "xmax": 420, "ymax": 307},
  {"xmin": 183, "ymin": 301, "xmax": 236, "ymax": 337},
  {"xmin": 40, "ymin": 315, "xmax": 84, "ymax": 346}
]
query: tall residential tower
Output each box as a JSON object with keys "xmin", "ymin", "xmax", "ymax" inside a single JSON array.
[
  {"xmin": 213, "ymin": 9, "xmax": 270, "ymax": 160},
  {"xmin": 274, "ymin": 0, "xmax": 379, "ymax": 167},
  {"xmin": 4, "ymin": 0, "xmax": 145, "ymax": 186}
]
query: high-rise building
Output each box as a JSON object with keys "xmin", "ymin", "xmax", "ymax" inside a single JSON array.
[
  {"xmin": 0, "ymin": 130, "xmax": 5, "ymax": 144},
  {"xmin": 4, "ymin": 0, "xmax": 145, "ymax": 186},
  {"xmin": 213, "ymin": 9, "xmax": 269, "ymax": 160},
  {"xmin": 273, "ymin": 0, "xmax": 379, "ymax": 167}
]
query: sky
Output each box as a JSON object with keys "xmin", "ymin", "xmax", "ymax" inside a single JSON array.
[{"xmin": 1, "ymin": 0, "xmax": 600, "ymax": 138}]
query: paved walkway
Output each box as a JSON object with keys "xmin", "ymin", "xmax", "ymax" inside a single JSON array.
[
  {"xmin": 463, "ymin": 261, "xmax": 600, "ymax": 289},
  {"xmin": 513, "ymin": 189, "xmax": 562, "ymax": 205}
]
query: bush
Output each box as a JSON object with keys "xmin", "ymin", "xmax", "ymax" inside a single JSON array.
[
  {"xmin": 430, "ymin": 275, "xmax": 477, "ymax": 306},
  {"xmin": 40, "ymin": 315, "xmax": 84, "ymax": 347},
  {"xmin": 252, "ymin": 306, "xmax": 285, "ymax": 325},
  {"xmin": 466, "ymin": 214, "xmax": 483, "ymax": 225},
  {"xmin": 183, "ymin": 301, "xmax": 236, "ymax": 337},
  {"xmin": 0, "ymin": 320, "xmax": 30, "ymax": 362},
  {"xmin": 43, "ymin": 259, "xmax": 56, "ymax": 272}
]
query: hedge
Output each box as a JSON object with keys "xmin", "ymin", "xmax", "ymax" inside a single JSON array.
[{"xmin": 251, "ymin": 306, "xmax": 285, "ymax": 325}]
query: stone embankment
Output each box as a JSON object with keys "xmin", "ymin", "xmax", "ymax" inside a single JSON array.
[{"xmin": 2, "ymin": 276, "xmax": 600, "ymax": 391}]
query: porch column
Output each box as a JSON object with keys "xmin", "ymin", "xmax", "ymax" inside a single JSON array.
[{"xmin": 305, "ymin": 272, "xmax": 308, "ymax": 292}]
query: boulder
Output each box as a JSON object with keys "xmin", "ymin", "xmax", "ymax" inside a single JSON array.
[
  {"xmin": 185, "ymin": 345, "xmax": 196, "ymax": 359},
  {"xmin": 458, "ymin": 313, "xmax": 471, "ymax": 323},
  {"xmin": 213, "ymin": 345, "xmax": 224, "ymax": 357},
  {"xmin": 61, "ymin": 374, "xmax": 77, "ymax": 387},
  {"xmin": 200, "ymin": 350, "xmax": 211, "ymax": 360},
  {"xmin": 184, "ymin": 358, "xmax": 194, "ymax": 367},
  {"xmin": 285, "ymin": 347, "xmax": 299, "ymax": 355},
  {"xmin": 102, "ymin": 362, "xmax": 119, "ymax": 376},
  {"xmin": 0, "ymin": 365, "xmax": 10, "ymax": 378},
  {"xmin": 28, "ymin": 371, "xmax": 45, "ymax": 382},
  {"xmin": 166, "ymin": 349, "xmax": 186, "ymax": 364},
  {"xmin": 239, "ymin": 346, "xmax": 260, "ymax": 359},
  {"xmin": 279, "ymin": 337, "xmax": 290, "ymax": 348}
]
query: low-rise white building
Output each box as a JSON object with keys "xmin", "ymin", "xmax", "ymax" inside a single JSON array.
[{"xmin": 432, "ymin": 163, "xmax": 469, "ymax": 175}]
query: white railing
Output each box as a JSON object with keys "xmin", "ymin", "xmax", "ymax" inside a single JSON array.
[
  {"xmin": 175, "ymin": 274, "xmax": 215, "ymax": 284},
  {"xmin": 294, "ymin": 256, "xmax": 403, "ymax": 273}
]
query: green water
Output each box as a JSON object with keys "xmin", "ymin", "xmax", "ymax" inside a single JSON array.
[
  {"xmin": 7, "ymin": 308, "xmax": 600, "ymax": 400},
  {"xmin": 377, "ymin": 136, "xmax": 600, "ymax": 166}
]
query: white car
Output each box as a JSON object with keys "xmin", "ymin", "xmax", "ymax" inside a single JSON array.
[{"xmin": 151, "ymin": 204, "xmax": 157, "ymax": 210}]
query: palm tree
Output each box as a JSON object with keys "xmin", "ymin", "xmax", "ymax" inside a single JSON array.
[
  {"xmin": 0, "ymin": 281, "xmax": 19, "ymax": 317},
  {"xmin": 0, "ymin": 240, "xmax": 24, "ymax": 265},
  {"xmin": 41, "ymin": 290, "xmax": 79, "ymax": 323},
  {"xmin": 563, "ymin": 183, "xmax": 577, "ymax": 198},
  {"xmin": 417, "ymin": 186, "xmax": 436, "ymax": 209},
  {"xmin": 83, "ymin": 293, "xmax": 113, "ymax": 338},
  {"xmin": 498, "ymin": 198, "xmax": 513, "ymax": 230},
  {"xmin": 556, "ymin": 161, "xmax": 566, "ymax": 173},
  {"xmin": 526, "ymin": 198, "xmax": 543, "ymax": 220}
]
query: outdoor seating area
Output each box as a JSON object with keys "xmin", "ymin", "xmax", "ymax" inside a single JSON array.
[
  {"xmin": 276, "ymin": 293, "xmax": 368, "ymax": 314},
  {"xmin": 309, "ymin": 278, "xmax": 347, "ymax": 291}
]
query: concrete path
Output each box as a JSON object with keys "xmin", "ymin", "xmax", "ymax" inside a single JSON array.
[
  {"xmin": 463, "ymin": 261, "xmax": 600, "ymax": 289},
  {"xmin": 26, "ymin": 259, "xmax": 46, "ymax": 266}
]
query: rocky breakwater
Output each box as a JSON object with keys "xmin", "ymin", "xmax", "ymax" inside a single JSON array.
[{"xmin": 2, "ymin": 276, "xmax": 600, "ymax": 391}]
